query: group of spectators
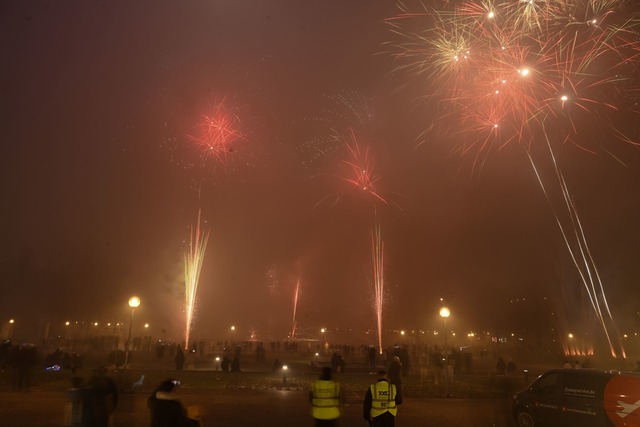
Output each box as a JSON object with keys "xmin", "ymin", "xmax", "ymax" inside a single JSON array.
[
  {"xmin": 67, "ymin": 370, "xmax": 203, "ymax": 427},
  {"xmin": 0, "ymin": 341, "xmax": 39, "ymax": 391}
]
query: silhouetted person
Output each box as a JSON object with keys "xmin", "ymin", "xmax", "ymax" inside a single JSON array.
[
  {"xmin": 10, "ymin": 344, "xmax": 38, "ymax": 391},
  {"xmin": 256, "ymin": 342, "xmax": 266, "ymax": 364},
  {"xmin": 496, "ymin": 357, "xmax": 506, "ymax": 376},
  {"xmin": 230, "ymin": 356, "xmax": 240, "ymax": 372},
  {"xmin": 368, "ymin": 346, "xmax": 377, "ymax": 366},
  {"xmin": 148, "ymin": 379, "xmax": 200, "ymax": 427},
  {"xmin": 221, "ymin": 356, "xmax": 230, "ymax": 372},
  {"xmin": 331, "ymin": 352, "xmax": 340, "ymax": 373},
  {"xmin": 87, "ymin": 368, "xmax": 119, "ymax": 427},
  {"xmin": 388, "ymin": 356, "xmax": 403, "ymax": 399},
  {"xmin": 71, "ymin": 353, "xmax": 83, "ymax": 374},
  {"xmin": 399, "ymin": 347, "xmax": 410, "ymax": 376},
  {"xmin": 175, "ymin": 345, "xmax": 185, "ymax": 371},
  {"xmin": 337, "ymin": 354, "xmax": 345, "ymax": 374},
  {"xmin": 67, "ymin": 376, "xmax": 93, "ymax": 427},
  {"xmin": 156, "ymin": 343, "xmax": 166, "ymax": 359}
]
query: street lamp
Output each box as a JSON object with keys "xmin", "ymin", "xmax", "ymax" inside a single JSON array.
[
  {"xmin": 125, "ymin": 296, "xmax": 141, "ymax": 367},
  {"xmin": 230, "ymin": 325, "xmax": 236, "ymax": 344},
  {"xmin": 8, "ymin": 319, "xmax": 15, "ymax": 340},
  {"xmin": 439, "ymin": 306, "xmax": 451, "ymax": 392}
]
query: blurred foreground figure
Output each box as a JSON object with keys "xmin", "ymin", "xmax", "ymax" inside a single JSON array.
[
  {"xmin": 66, "ymin": 377, "xmax": 92, "ymax": 427},
  {"xmin": 310, "ymin": 367, "xmax": 341, "ymax": 426},
  {"xmin": 88, "ymin": 368, "xmax": 119, "ymax": 427},
  {"xmin": 148, "ymin": 379, "xmax": 203, "ymax": 427},
  {"xmin": 65, "ymin": 370, "xmax": 118, "ymax": 427}
]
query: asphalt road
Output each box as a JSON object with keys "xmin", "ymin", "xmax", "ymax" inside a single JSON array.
[{"xmin": 0, "ymin": 388, "xmax": 513, "ymax": 427}]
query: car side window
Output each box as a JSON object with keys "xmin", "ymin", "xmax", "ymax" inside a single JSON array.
[{"xmin": 532, "ymin": 373, "xmax": 560, "ymax": 396}]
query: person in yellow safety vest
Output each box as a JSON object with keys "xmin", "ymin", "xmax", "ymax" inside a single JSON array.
[
  {"xmin": 363, "ymin": 369, "xmax": 402, "ymax": 427},
  {"xmin": 310, "ymin": 367, "xmax": 341, "ymax": 426}
]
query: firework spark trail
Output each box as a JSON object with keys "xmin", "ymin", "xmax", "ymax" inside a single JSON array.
[
  {"xmin": 302, "ymin": 92, "xmax": 408, "ymax": 212},
  {"xmin": 341, "ymin": 129, "xmax": 389, "ymax": 204},
  {"xmin": 371, "ymin": 224, "xmax": 384, "ymax": 355},
  {"xmin": 388, "ymin": 0, "xmax": 640, "ymax": 357},
  {"xmin": 290, "ymin": 276, "xmax": 301, "ymax": 340},
  {"xmin": 526, "ymin": 134, "xmax": 624, "ymax": 358},
  {"xmin": 184, "ymin": 210, "xmax": 210, "ymax": 350},
  {"xmin": 546, "ymin": 133, "xmax": 624, "ymax": 357}
]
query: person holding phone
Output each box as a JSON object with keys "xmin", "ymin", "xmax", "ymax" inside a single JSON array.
[{"xmin": 148, "ymin": 379, "xmax": 201, "ymax": 427}]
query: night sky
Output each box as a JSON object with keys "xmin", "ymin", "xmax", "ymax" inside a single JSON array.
[{"xmin": 2, "ymin": 1, "xmax": 639, "ymax": 349}]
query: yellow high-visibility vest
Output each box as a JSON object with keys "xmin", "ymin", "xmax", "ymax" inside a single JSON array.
[
  {"xmin": 370, "ymin": 381, "xmax": 398, "ymax": 418},
  {"xmin": 311, "ymin": 380, "xmax": 341, "ymax": 420}
]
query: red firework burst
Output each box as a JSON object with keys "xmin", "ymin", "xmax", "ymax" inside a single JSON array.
[
  {"xmin": 186, "ymin": 99, "xmax": 246, "ymax": 165},
  {"xmin": 386, "ymin": 0, "xmax": 640, "ymax": 151}
]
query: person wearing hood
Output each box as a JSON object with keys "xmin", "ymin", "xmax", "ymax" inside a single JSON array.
[
  {"xmin": 147, "ymin": 379, "xmax": 200, "ymax": 427},
  {"xmin": 310, "ymin": 367, "xmax": 341, "ymax": 426},
  {"xmin": 363, "ymin": 369, "xmax": 402, "ymax": 427}
]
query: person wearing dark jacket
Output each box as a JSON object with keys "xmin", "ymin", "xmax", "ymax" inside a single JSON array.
[
  {"xmin": 387, "ymin": 356, "xmax": 403, "ymax": 399},
  {"xmin": 174, "ymin": 346, "xmax": 185, "ymax": 371},
  {"xmin": 363, "ymin": 370, "xmax": 402, "ymax": 427},
  {"xmin": 88, "ymin": 368, "xmax": 119, "ymax": 427},
  {"xmin": 147, "ymin": 379, "xmax": 199, "ymax": 427}
]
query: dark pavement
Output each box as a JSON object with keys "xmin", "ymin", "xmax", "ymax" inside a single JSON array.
[{"xmin": 0, "ymin": 388, "xmax": 513, "ymax": 427}]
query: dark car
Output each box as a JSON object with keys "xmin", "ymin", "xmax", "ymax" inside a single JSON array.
[{"xmin": 512, "ymin": 368, "xmax": 640, "ymax": 427}]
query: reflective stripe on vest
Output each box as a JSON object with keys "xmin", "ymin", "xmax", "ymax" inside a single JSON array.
[
  {"xmin": 311, "ymin": 380, "xmax": 340, "ymax": 420},
  {"xmin": 370, "ymin": 381, "xmax": 397, "ymax": 417}
]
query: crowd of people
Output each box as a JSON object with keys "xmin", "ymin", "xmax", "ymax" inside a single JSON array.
[
  {"xmin": 8, "ymin": 336, "xmax": 635, "ymax": 426},
  {"xmin": 0, "ymin": 341, "xmax": 39, "ymax": 391}
]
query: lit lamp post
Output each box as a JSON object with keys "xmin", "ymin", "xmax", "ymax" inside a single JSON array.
[
  {"xmin": 567, "ymin": 332, "xmax": 575, "ymax": 359},
  {"xmin": 230, "ymin": 325, "xmax": 236, "ymax": 345},
  {"xmin": 8, "ymin": 319, "xmax": 15, "ymax": 340},
  {"xmin": 439, "ymin": 306, "xmax": 451, "ymax": 393},
  {"xmin": 125, "ymin": 296, "xmax": 141, "ymax": 367}
]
